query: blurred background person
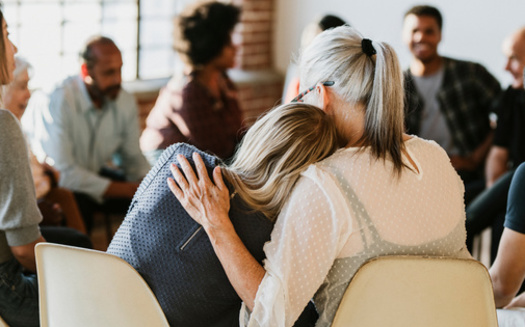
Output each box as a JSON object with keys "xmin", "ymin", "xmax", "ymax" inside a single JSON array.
[
  {"xmin": 466, "ymin": 27, "xmax": 525, "ymax": 260},
  {"xmin": 0, "ymin": 11, "xmax": 90, "ymax": 327},
  {"xmin": 140, "ymin": 1, "xmax": 245, "ymax": 165},
  {"xmin": 35, "ymin": 36, "xmax": 150, "ymax": 233},
  {"xmin": 282, "ymin": 14, "xmax": 348, "ymax": 103},
  {"xmin": 402, "ymin": 5, "xmax": 501, "ymax": 204},
  {"xmin": 3, "ymin": 56, "xmax": 86, "ymax": 234}
]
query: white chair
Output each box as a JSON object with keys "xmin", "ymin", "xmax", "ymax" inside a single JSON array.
[
  {"xmin": 331, "ymin": 256, "xmax": 499, "ymax": 327},
  {"xmin": 35, "ymin": 243, "xmax": 169, "ymax": 327}
]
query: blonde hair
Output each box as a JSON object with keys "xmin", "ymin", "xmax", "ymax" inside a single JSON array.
[
  {"xmin": 223, "ymin": 103, "xmax": 339, "ymax": 221},
  {"xmin": 299, "ymin": 26, "xmax": 406, "ymax": 175}
]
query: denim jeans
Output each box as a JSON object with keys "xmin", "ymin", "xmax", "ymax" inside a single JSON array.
[{"xmin": 0, "ymin": 257, "xmax": 39, "ymax": 327}]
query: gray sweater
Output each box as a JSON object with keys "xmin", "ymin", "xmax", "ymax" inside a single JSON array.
[{"xmin": 0, "ymin": 109, "xmax": 42, "ymax": 263}]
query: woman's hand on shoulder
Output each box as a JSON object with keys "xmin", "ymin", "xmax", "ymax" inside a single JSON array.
[{"xmin": 167, "ymin": 152, "xmax": 232, "ymax": 234}]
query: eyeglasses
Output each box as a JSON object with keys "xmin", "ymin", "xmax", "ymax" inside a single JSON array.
[{"xmin": 291, "ymin": 81, "xmax": 335, "ymax": 103}]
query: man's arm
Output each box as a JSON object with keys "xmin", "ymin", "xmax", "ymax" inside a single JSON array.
[
  {"xmin": 490, "ymin": 228, "xmax": 525, "ymax": 308},
  {"xmin": 10, "ymin": 236, "xmax": 46, "ymax": 273},
  {"xmin": 450, "ymin": 131, "xmax": 493, "ymax": 171},
  {"xmin": 485, "ymin": 146, "xmax": 510, "ymax": 188}
]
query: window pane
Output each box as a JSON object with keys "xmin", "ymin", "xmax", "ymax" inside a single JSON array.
[
  {"xmin": 20, "ymin": 3, "xmax": 62, "ymax": 24},
  {"xmin": 64, "ymin": 3, "xmax": 101, "ymax": 22},
  {"xmin": 18, "ymin": 24, "xmax": 62, "ymax": 58},
  {"xmin": 4, "ymin": 0, "xmax": 182, "ymax": 86},
  {"xmin": 139, "ymin": 47, "xmax": 175, "ymax": 79},
  {"xmin": 102, "ymin": 20, "xmax": 137, "ymax": 51},
  {"xmin": 122, "ymin": 51, "xmax": 137, "ymax": 81},
  {"xmin": 103, "ymin": 2, "xmax": 137, "ymax": 20},
  {"xmin": 140, "ymin": 0, "xmax": 177, "ymax": 17},
  {"xmin": 140, "ymin": 19, "xmax": 172, "ymax": 47},
  {"xmin": 64, "ymin": 22, "xmax": 102, "ymax": 55},
  {"xmin": 27, "ymin": 53, "xmax": 63, "ymax": 93}
]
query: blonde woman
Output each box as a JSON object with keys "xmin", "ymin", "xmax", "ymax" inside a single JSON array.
[
  {"xmin": 108, "ymin": 103, "xmax": 338, "ymax": 326},
  {"xmin": 170, "ymin": 26, "xmax": 471, "ymax": 327}
]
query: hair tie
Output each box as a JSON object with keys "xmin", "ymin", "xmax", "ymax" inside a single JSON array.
[{"xmin": 361, "ymin": 38, "xmax": 376, "ymax": 57}]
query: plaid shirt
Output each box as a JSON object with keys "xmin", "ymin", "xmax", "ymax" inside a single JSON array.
[
  {"xmin": 140, "ymin": 73, "xmax": 245, "ymax": 160},
  {"xmin": 404, "ymin": 57, "xmax": 501, "ymax": 156}
]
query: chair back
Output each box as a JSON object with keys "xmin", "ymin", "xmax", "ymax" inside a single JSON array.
[
  {"xmin": 0, "ymin": 315, "xmax": 9, "ymax": 327},
  {"xmin": 331, "ymin": 256, "xmax": 498, "ymax": 327},
  {"xmin": 35, "ymin": 243, "xmax": 169, "ymax": 327}
]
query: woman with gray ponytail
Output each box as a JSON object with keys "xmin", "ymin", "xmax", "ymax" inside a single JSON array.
[{"xmin": 169, "ymin": 26, "xmax": 470, "ymax": 327}]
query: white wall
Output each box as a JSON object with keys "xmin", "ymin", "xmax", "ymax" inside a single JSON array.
[{"xmin": 274, "ymin": 0, "xmax": 525, "ymax": 86}]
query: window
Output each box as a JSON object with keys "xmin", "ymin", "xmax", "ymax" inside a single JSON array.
[{"xmin": 3, "ymin": 0, "xmax": 193, "ymax": 92}]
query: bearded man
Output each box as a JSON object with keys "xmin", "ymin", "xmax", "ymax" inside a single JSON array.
[{"xmin": 36, "ymin": 36, "xmax": 150, "ymax": 232}]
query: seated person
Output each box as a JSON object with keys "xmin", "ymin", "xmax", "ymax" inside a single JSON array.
[
  {"xmin": 490, "ymin": 162, "xmax": 525, "ymax": 308},
  {"xmin": 4, "ymin": 56, "xmax": 86, "ymax": 234},
  {"xmin": 466, "ymin": 29, "xmax": 525, "ymax": 260},
  {"xmin": 282, "ymin": 14, "xmax": 348, "ymax": 103},
  {"xmin": 170, "ymin": 26, "xmax": 471, "ymax": 326},
  {"xmin": 140, "ymin": 1, "xmax": 245, "ymax": 165},
  {"xmin": 35, "ymin": 36, "xmax": 150, "ymax": 232},
  {"xmin": 0, "ymin": 14, "xmax": 89, "ymax": 325},
  {"xmin": 108, "ymin": 103, "xmax": 339, "ymax": 326}
]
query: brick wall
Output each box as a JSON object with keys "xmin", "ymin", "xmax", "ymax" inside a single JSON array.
[
  {"xmin": 234, "ymin": 0, "xmax": 283, "ymax": 125},
  {"xmin": 233, "ymin": 0, "xmax": 274, "ymax": 70},
  {"xmin": 135, "ymin": 0, "xmax": 283, "ymax": 130}
]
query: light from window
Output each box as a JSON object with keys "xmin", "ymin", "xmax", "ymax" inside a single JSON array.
[{"xmin": 3, "ymin": 0, "xmax": 192, "ymax": 92}]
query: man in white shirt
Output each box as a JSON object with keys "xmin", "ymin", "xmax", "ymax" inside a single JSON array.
[{"xmin": 36, "ymin": 36, "xmax": 150, "ymax": 232}]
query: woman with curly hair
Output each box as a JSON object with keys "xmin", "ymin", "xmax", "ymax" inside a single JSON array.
[{"xmin": 140, "ymin": 1, "xmax": 244, "ymax": 165}]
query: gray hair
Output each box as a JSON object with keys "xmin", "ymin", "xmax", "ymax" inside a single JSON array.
[
  {"xmin": 299, "ymin": 26, "xmax": 406, "ymax": 175},
  {"xmin": 13, "ymin": 56, "xmax": 32, "ymax": 80}
]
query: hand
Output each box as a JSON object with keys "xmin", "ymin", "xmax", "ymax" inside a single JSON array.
[
  {"xmin": 167, "ymin": 152, "xmax": 231, "ymax": 233},
  {"xmin": 504, "ymin": 292, "xmax": 525, "ymax": 309},
  {"xmin": 42, "ymin": 162, "xmax": 60, "ymax": 180}
]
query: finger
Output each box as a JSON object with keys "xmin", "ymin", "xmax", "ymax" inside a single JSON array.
[
  {"xmin": 193, "ymin": 152, "xmax": 212, "ymax": 185},
  {"xmin": 170, "ymin": 163, "xmax": 189, "ymax": 190},
  {"xmin": 167, "ymin": 177, "xmax": 184, "ymax": 200},
  {"xmin": 213, "ymin": 166, "xmax": 228, "ymax": 192},
  {"xmin": 177, "ymin": 154, "xmax": 199, "ymax": 186}
]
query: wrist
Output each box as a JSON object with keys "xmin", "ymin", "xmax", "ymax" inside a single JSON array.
[{"xmin": 206, "ymin": 214, "xmax": 237, "ymax": 244}]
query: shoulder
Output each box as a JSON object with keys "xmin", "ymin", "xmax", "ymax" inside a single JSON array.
[
  {"xmin": 0, "ymin": 110, "xmax": 27, "ymax": 157},
  {"xmin": 444, "ymin": 57, "xmax": 494, "ymax": 76},
  {"xmin": 49, "ymin": 75, "xmax": 83, "ymax": 111},
  {"xmin": 181, "ymin": 77, "xmax": 202, "ymax": 95},
  {"xmin": 157, "ymin": 143, "xmax": 218, "ymax": 168},
  {"xmin": 0, "ymin": 109, "xmax": 21, "ymax": 135},
  {"xmin": 115, "ymin": 88, "xmax": 137, "ymax": 108},
  {"xmin": 0, "ymin": 108, "xmax": 16, "ymax": 123},
  {"xmin": 405, "ymin": 135, "xmax": 447, "ymax": 156},
  {"xmin": 52, "ymin": 75, "xmax": 80, "ymax": 96}
]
